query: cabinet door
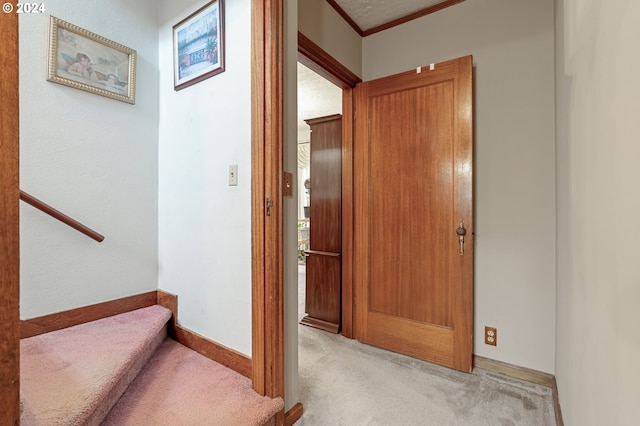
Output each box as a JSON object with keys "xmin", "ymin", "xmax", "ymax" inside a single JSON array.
[
  {"xmin": 307, "ymin": 115, "xmax": 342, "ymax": 253},
  {"xmin": 301, "ymin": 252, "xmax": 341, "ymax": 333}
]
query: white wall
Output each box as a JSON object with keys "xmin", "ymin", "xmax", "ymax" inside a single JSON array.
[
  {"xmin": 157, "ymin": 0, "xmax": 253, "ymax": 356},
  {"xmin": 555, "ymin": 1, "xmax": 640, "ymax": 424},
  {"xmin": 19, "ymin": 0, "xmax": 159, "ymax": 318},
  {"xmin": 362, "ymin": 0, "xmax": 556, "ymax": 373},
  {"xmin": 298, "ymin": 0, "xmax": 362, "ymax": 78}
]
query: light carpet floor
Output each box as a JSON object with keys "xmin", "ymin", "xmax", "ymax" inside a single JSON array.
[{"xmin": 296, "ymin": 265, "xmax": 556, "ymax": 425}]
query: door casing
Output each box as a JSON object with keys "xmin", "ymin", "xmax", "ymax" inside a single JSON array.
[
  {"xmin": 297, "ymin": 31, "xmax": 361, "ymax": 338},
  {"xmin": 0, "ymin": 10, "xmax": 21, "ymax": 424}
]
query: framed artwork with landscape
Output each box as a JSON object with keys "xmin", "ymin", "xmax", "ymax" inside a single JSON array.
[
  {"xmin": 173, "ymin": 0, "xmax": 225, "ymax": 91},
  {"xmin": 47, "ymin": 16, "xmax": 137, "ymax": 104}
]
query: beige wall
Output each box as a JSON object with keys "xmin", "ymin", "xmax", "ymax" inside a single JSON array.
[
  {"xmin": 555, "ymin": 1, "xmax": 640, "ymax": 424},
  {"xmin": 298, "ymin": 0, "xmax": 362, "ymax": 78},
  {"xmin": 362, "ymin": 0, "xmax": 556, "ymax": 373},
  {"xmin": 284, "ymin": 0, "xmax": 300, "ymax": 412}
]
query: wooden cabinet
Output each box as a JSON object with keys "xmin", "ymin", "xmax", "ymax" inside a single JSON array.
[{"xmin": 300, "ymin": 114, "xmax": 342, "ymax": 333}]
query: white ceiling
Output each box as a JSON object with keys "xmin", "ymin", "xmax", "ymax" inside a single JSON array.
[{"xmin": 333, "ymin": 0, "xmax": 449, "ymax": 31}]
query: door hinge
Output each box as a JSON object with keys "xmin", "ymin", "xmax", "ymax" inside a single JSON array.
[{"xmin": 265, "ymin": 198, "xmax": 273, "ymax": 216}]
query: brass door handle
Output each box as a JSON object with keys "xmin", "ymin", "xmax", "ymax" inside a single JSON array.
[{"xmin": 456, "ymin": 222, "xmax": 466, "ymax": 256}]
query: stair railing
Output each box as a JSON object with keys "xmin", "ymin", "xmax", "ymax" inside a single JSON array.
[{"xmin": 20, "ymin": 190, "xmax": 105, "ymax": 242}]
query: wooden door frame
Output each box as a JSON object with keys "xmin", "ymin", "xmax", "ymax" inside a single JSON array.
[
  {"xmin": 251, "ymin": 0, "xmax": 285, "ymax": 409},
  {"xmin": 297, "ymin": 32, "xmax": 361, "ymax": 338},
  {"xmin": 0, "ymin": 11, "xmax": 21, "ymax": 425},
  {"xmin": 251, "ymin": 3, "xmax": 362, "ymax": 412}
]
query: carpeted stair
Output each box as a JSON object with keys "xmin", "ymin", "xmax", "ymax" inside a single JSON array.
[{"xmin": 20, "ymin": 305, "xmax": 283, "ymax": 426}]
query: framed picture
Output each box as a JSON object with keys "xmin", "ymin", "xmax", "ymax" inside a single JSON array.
[
  {"xmin": 173, "ymin": 0, "xmax": 225, "ymax": 91},
  {"xmin": 47, "ymin": 16, "xmax": 137, "ymax": 104}
]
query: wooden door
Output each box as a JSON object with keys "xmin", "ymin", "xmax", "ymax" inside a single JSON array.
[{"xmin": 354, "ymin": 56, "xmax": 473, "ymax": 372}]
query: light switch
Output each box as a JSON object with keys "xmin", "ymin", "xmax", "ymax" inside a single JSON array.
[{"xmin": 229, "ymin": 164, "xmax": 238, "ymax": 186}]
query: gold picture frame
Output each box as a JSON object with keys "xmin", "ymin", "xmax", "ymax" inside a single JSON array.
[{"xmin": 47, "ymin": 16, "xmax": 137, "ymax": 104}]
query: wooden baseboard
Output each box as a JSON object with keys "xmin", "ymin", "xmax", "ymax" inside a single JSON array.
[
  {"xmin": 156, "ymin": 290, "xmax": 178, "ymax": 338},
  {"xmin": 21, "ymin": 291, "xmax": 158, "ymax": 338},
  {"xmin": 156, "ymin": 290, "xmax": 252, "ymax": 379},
  {"xmin": 21, "ymin": 290, "xmax": 253, "ymax": 380},
  {"xmin": 473, "ymin": 355, "xmax": 563, "ymax": 425},
  {"xmin": 284, "ymin": 402, "xmax": 303, "ymax": 426},
  {"xmin": 299, "ymin": 316, "xmax": 339, "ymax": 333},
  {"xmin": 174, "ymin": 324, "xmax": 252, "ymax": 379},
  {"xmin": 552, "ymin": 376, "xmax": 564, "ymax": 426},
  {"xmin": 473, "ymin": 355, "xmax": 554, "ymax": 387}
]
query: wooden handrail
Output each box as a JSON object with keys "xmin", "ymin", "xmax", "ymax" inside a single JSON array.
[{"xmin": 19, "ymin": 190, "xmax": 104, "ymax": 242}]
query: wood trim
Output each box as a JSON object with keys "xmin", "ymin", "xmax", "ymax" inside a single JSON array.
[
  {"xmin": 300, "ymin": 316, "xmax": 340, "ymax": 334},
  {"xmin": 473, "ymin": 355, "xmax": 555, "ymax": 388},
  {"xmin": 352, "ymin": 79, "xmax": 368, "ymax": 345},
  {"xmin": 324, "ymin": 0, "xmax": 364, "ymax": 36},
  {"xmin": 304, "ymin": 250, "xmax": 340, "ymax": 257},
  {"xmin": 20, "ymin": 291, "xmax": 158, "ymax": 338},
  {"xmin": 362, "ymin": 0, "xmax": 466, "ymax": 37},
  {"xmin": 251, "ymin": 0, "xmax": 267, "ymax": 397},
  {"xmin": 552, "ymin": 377, "xmax": 565, "ymax": 426},
  {"xmin": 156, "ymin": 290, "xmax": 178, "ymax": 338},
  {"xmin": 297, "ymin": 30, "xmax": 357, "ymax": 340},
  {"xmin": 252, "ymin": 1, "xmax": 285, "ymax": 419},
  {"xmin": 324, "ymin": 0, "xmax": 465, "ymax": 38},
  {"xmin": 473, "ymin": 355, "xmax": 563, "ymax": 423},
  {"xmin": 174, "ymin": 324, "xmax": 252, "ymax": 379},
  {"xmin": 284, "ymin": 402, "xmax": 304, "ymax": 426},
  {"xmin": 264, "ymin": 0, "xmax": 285, "ymax": 408},
  {"xmin": 303, "ymin": 113, "xmax": 343, "ymax": 126},
  {"xmin": 19, "ymin": 289, "xmax": 254, "ymax": 379},
  {"xmin": 156, "ymin": 290, "xmax": 253, "ymax": 378},
  {"xmin": 341, "ymin": 87, "xmax": 354, "ymax": 339},
  {"xmin": 0, "ymin": 10, "xmax": 20, "ymax": 425},
  {"xmin": 298, "ymin": 32, "xmax": 361, "ymax": 89},
  {"xmin": 19, "ymin": 190, "xmax": 105, "ymax": 242}
]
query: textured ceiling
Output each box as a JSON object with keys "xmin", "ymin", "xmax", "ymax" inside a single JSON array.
[
  {"xmin": 333, "ymin": 0, "xmax": 448, "ymax": 31},
  {"xmin": 297, "ymin": 62, "xmax": 342, "ymax": 143}
]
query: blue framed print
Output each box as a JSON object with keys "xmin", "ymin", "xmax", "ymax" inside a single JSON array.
[{"xmin": 173, "ymin": 0, "xmax": 225, "ymax": 91}]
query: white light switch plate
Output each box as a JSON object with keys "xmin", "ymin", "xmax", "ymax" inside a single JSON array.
[{"xmin": 229, "ymin": 164, "xmax": 238, "ymax": 186}]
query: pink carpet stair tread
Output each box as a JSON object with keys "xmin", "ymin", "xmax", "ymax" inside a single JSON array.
[{"xmin": 20, "ymin": 305, "xmax": 283, "ymax": 425}]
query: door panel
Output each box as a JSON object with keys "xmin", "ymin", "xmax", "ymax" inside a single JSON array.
[
  {"xmin": 355, "ymin": 56, "xmax": 473, "ymax": 372},
  {"xmin": 302, "ymin": 252, "xmax": 341, "ymax": 333},
  {"xmin": 307, "ymin": 115, "xmax": 342, "ymax": 253}
]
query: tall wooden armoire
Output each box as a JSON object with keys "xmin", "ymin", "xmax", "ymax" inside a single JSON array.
[{"xmin": 300, "ymin": 114, "xmax": 342, "ymax": 333}]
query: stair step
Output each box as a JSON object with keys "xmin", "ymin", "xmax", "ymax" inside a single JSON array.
[
  {"xmin": 20, "ymin": 305, "xmax": 171, "ymax": 426},
  {"xmin": 103, "ymin": 339, "xmax": 284, "ymax": 425}
]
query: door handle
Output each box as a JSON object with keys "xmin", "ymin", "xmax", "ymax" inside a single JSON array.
[{"xmin": 456, "ymin": 222, "xmax": 466, "ymax": 256}]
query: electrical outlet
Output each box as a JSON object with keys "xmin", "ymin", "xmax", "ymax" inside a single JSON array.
[{"xmin": 485, "ymin": 326, "xmax": 497, "ymax": 346}]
